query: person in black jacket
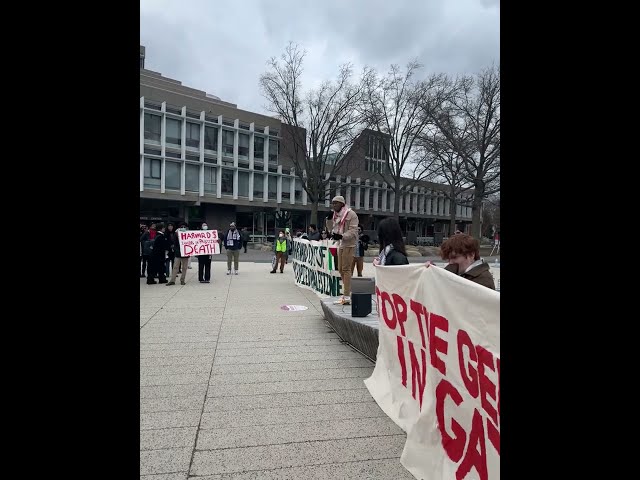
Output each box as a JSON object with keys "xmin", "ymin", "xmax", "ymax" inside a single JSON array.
[
  {"xmin": 373, "ymin": 218, "xmax": 409, "ymax": 266},
  {"xmin": 147, "ymin": 223, "xmax": 170, "ymax": 284},
  {"xmin": 164, "ymin": 223, "xmax": 178, "ymax": 277},
  {"xmin": 197, "ymin": 222, "xmax": 212, "ymax": 283}
]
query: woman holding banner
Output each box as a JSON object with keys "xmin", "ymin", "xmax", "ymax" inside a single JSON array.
[{"xmin": 373, "ymin": 218, "xmax": 409, "ymax": 267}]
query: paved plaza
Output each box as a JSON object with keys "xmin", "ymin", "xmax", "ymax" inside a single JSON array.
[{"xmin": 140, "ymin": 260, "xmax": 414, "ymax": 479}]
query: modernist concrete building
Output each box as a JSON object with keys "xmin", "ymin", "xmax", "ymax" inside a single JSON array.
[{"xmin": 140, "ymin": 46, "xmax": 473, "ymax": 243}]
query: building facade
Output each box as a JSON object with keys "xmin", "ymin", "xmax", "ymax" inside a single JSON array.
[{"xmin": 140, "ymin": 46, "xmax": 474, "ymax": 243}]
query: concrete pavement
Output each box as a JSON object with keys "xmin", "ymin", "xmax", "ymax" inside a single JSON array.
[{"xmin": 140, "ymin": 260, "xmax": 414, "ymax": 479}]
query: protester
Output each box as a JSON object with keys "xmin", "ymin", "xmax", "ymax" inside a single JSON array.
[
  {"xmin": 139, "ymin": 225, "xmax": 149, "ymax": 278},
  {"xmin": 222, "ymin": 222, "xmax": 242, "ymax": 275},
  {"xmin": 147, "ymin": 223, "xmax": 169, "ymax": 284},
  {"xmin": 240, "ymin": 227, "xmax": 250, "ymax": 253},
  {"xmin": 325, "ymin": 195, "xmax": 359, "ymax": 305},
  {"xmin": 164, "ymin": 222, "xmax": 177, "ymax": 276},
  {"xmin": 373, "ymin": 218, "xmax": 409, "ymax": 266},
  {"xmin": 270, "ymin": 229, "xmax": 288, "ymax": 274},
  {"xmin": 352, "ymin": 225, "xmax": 369, "ymax": 276},
  {"xmin": 167, "ymin": 222, "xmax": 189, "ymax": 286},
  {"xmin": 197, "ymin": 222, "xmax": 212, "ymax": 283},
  {"xmin": 433, "ymin": 233, "xmax": 495, "ymax": 290},
  {"xmin": 307, "ymin": 224, "xmax": 321, "ymax": 241}
]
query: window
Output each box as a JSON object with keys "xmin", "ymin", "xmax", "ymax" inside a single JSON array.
[
  {"xmin": 269, "ymin": 139, "xmax": 279, "ymax": 163},
  {"xmin": 351, "ymin": 186, "xmax": 357, "ymax": 207},
  {"xmin": 144, "ymin": 114, "xmax": 161, "ymax": 144},
  {"xmin": 165, "ymin": 161, "xmax": 181, "ymax": 190},
  {"xmin": 238, "ymin": 133, "xmax": 249, "ymax": 158},
  {"xmin": 221, "ymin": 169, "xmax": 233, "ymax": 195},
  {"xmin": 222, "ymin": 130, "xmax": 234, "ymax": 156},
  {"xmin": 254, "ymin": 173, "xmax": 264, "ymax": 198},
  {"xmin": 143, "ymin": 158, "xmax": 161, "ymax": 188},
  {"xmin": 294, "ymin": 179, "xmax": 302, "ymax": 202},
  {"xmin": 204, "ymin": 155, "xmax": 216, "ymax": 164},
  {"xmin": 204, "ymin": 166, "xmax": 217, "ymax": 193},
  {"xmin": 204, "ymin": 126, "xmax": 218, "ymax": 152},
  {"xmin": 186, "ymin": 154, "xmax": 199, "ymax": 161},
  {"xmin": 268, "ymin": 175, "xmax": 277, "ymax": 200},
  {"xmin": 186, "ymin": 122, "xmax": 200, "ymax": 149},
  {"xmin": 360, "ymin": 187, "xmax": 365, "ymax": 208},
  {"xmin": 144, "ymin": 147, "xmax": 160, "ymax": 156},
  {"xmin": 378, "ymin": 189, "xmax": 383, "ymax": 210},
  {"xmin": 166, "ymin": 118, "xmax": 181, "ymax": 146},
  {"xmin": 185, "ymin": 164, "xmax": 199, "ymax": 192},
  {"xmin": 369, "ymin": 189, "xmax": 374, "ymax": 209},
  {"xmin": 165, "ymin": 150, "xmax": 181, "ymax": 159},
  {"xmin": 282, "ymin": 177, "xmax": 291, "ymax": 200},
  {"xmin": 254, "ymin": 136, "xmax": 264, "ymax": 159},
  {"xmin": 238, "ymin": 171, "xmax": 249, "ymax": 197}
]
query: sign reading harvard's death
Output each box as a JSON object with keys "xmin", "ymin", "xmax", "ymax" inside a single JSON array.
[
  {"xmin": 291, "ymin": 238, "xmax": 342, "ymax": 296},
  {"xmin": 178, "ymin": 230, "xmax": 220, "ymax": 256},
  {"xmin": 365, "ymin": 264, "xmax": 500, "ymax": 480}
]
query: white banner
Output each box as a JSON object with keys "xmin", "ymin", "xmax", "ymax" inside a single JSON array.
[
  {"xmin": 364, "ymin": 264, "xmax": 500, "ymax": 480},
  {"xmin": 177, "ymin": 230, "xmax": 220, "ymax": 256},
  {"xmin": 291, "ymin": 238, "xmax": 342, "ymax": 297}
]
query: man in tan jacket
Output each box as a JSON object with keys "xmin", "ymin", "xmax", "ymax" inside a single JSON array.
[{"xmin": 325, "ymin": 195, "xmax": 359, "ymax": 305}]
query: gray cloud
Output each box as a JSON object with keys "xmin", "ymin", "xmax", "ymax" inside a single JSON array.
[{"xmin": 140, "ymin": 0, "xmax": 498, "ymax": 114}]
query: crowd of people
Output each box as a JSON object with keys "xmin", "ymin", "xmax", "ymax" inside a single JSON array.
[{"xmin": 139, "ymin": 201, "xmax": 495, "ymax": 291}]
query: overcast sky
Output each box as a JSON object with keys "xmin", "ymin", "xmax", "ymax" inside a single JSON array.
[{"xmin": 140, "ymin": 0, "xmax": 499, "ymax": 115}]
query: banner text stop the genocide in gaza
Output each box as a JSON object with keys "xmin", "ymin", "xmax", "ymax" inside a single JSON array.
[{"xmin": 291, "ymin": 239, "xmax": 342, "ymax": 297}]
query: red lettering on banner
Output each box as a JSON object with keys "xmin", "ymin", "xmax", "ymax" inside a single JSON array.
[
  {"xmin": 397, "ymin": 336, "xmax": 407, "ymax": 387},
  {"xmin": 457, "ymin": 330, "xmax": 479, "ymax": 398},
  {"xmin": 408, "ymin": 340, "xmax": 427, "ymax": 409},
  {"xmin": 392, "ymin": 294, "xmax": 408, "ymax": 336},
  {"xmin": 410, "ymin": 299, "xmax": 427, "ymax": 349},
  {"xmin": 378, "ymin": 288, "xmax": 397, "ymax": 330},
  {"xmin": 457, "ymin": 409, "xmax": 488, "ymax": 480},
  {"xmin": 435, "ymin": 378, "xmax": 466, "ymax": 462},
  {"xmin": 476, "ymin": 346, "xmax": 498, "ymax": 427},
  {"xmin": 429, "ymin": 313, "xmax": 448, "ymax": 375}
]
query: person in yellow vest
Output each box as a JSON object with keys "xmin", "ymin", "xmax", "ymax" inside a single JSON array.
[{"xmin": 270, "ymin": 230, "xmax": 289, "ymax": 274}]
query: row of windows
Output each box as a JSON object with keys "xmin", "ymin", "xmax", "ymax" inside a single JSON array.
[
  {"xmin": 143, "ymin": 113, "xmax": 279, "ymax": 162},
  {"xmin": 367, "ymin": 136, "xmax": 389, "ymax": 161},
  {"xmin": 143, "ymin": 158, "xmax": 303, "ymax": 200},
  {"xmin": 142, "ymin": 158, "xmax": 470, "ymax": 215}
]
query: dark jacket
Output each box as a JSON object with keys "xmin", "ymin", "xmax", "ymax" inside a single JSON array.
[
  {"xmin": 384, "ymin": 249, "xmax": 409, "ymax": 266},
  {"xmin": 151, "ymin": 232, "xmax": 169, "ymax": 259},
  {"xmin": 140, "ymin": 231, "xmax": 154, "ymax": 256},
  {"xmin": 307, "ymin": 231, "xmax": 321, "ymax": 241},
  {"xmin": 222, "ymin": 229, "xmax": 242, "ymax": 250},
  {"xmin": 240, "ymin": 230, "xmax": 251, "ymax": 242},
  {"xmin": 165, "ymin": 230, "xmax": 178, "ymax": 257},
  {"xmin": 445, "ymin": 261, "xmax": 495, "ymax": 290}
]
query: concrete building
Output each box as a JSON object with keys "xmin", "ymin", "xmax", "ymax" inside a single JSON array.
[{"xmin": 140, "ymin": 46, "xmax": 473, "ymax": 243}]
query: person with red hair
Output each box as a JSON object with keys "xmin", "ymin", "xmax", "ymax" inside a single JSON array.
[{"xmin": 432, "ymin": 234, "xmax": 495, "ymax": 290}]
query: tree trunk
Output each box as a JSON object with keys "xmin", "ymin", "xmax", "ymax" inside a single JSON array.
[
  {"xmin": 392, "ymin": 181, "xmax": 401, "ymax": 221},
  {"xmin": 470, "ymin": 185, "xmax": 485, "ymax": 239},
  {"xmin": 310, "ymin": 201, "xmax": 319, "ymax": 228}
]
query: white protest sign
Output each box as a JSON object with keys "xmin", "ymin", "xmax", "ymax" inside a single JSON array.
[
  {"xmin": 291, "ymin": 238, "xmax": 342, "ymax": 297},
  {"xmin": 364, "ymin": 264, "xmax": 500, "ymax": 480},
  {"xmin": 178, "ymin": 230, "xmax": 220, "ymax": 256}
]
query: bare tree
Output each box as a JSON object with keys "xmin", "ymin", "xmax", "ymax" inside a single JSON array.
[
  {"xmin": 428, "ymin": 65, "xmax": 500, "ymax": 238},
  {"xmin": 260, "ymin": 42, "xmax": 366, "ymax": 225},
  {"xmin": 419, "ymin": 126, "xmax": 474, "ymax": 235},
  {"xmin": 361, "ymin": 62, "xmax": 449, "ymax": 220}
]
